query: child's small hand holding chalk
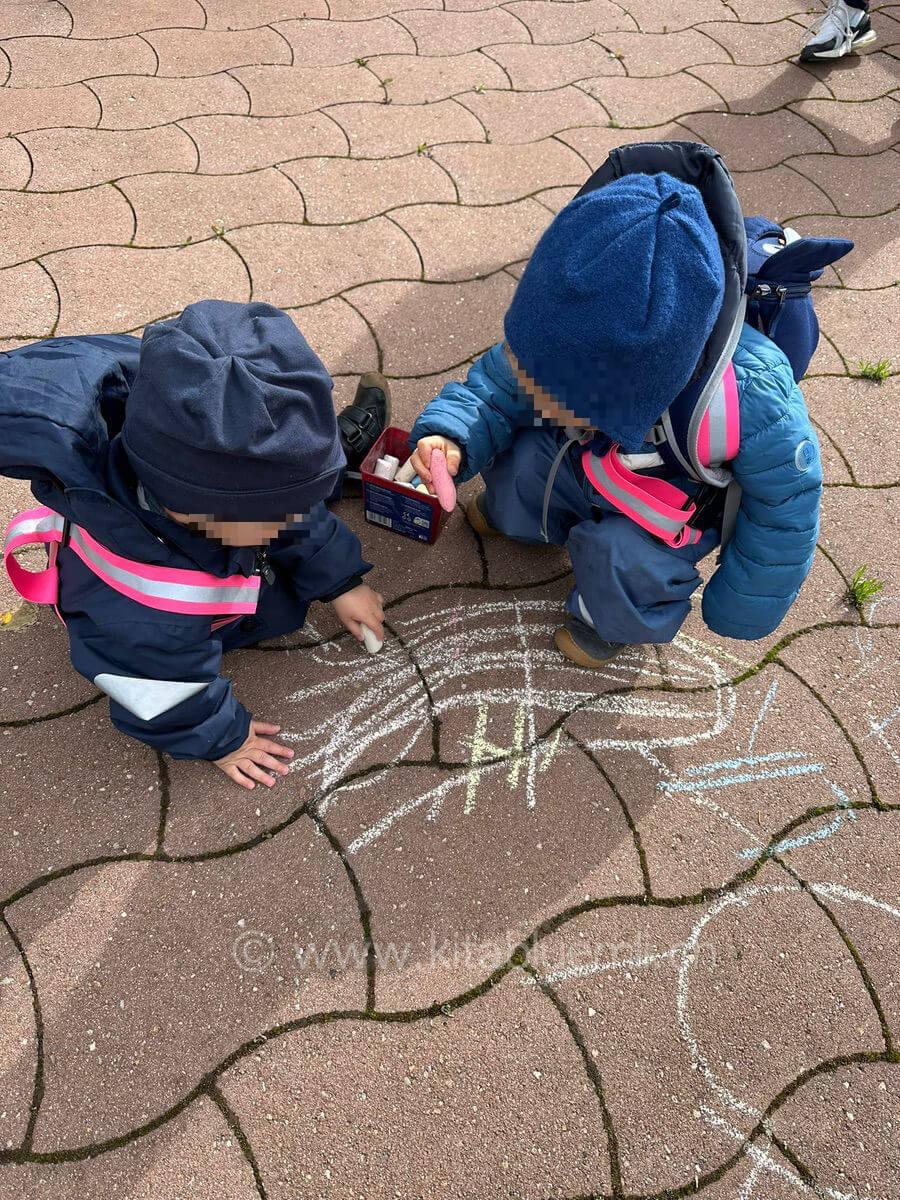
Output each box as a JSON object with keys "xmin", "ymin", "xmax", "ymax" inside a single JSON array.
[
  {"xmin": 409, "ymin": 435, "xmax": 462, "ymax": 495},
  {"xmin": 429, "ymin": 447, "xmax": 457, "ymax": 512},
  {"xmin": 331, "ymin": 584, "xmax": 384, "ymax": 649}
]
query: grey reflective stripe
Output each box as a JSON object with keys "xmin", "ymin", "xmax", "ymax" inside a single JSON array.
[
  {"xmin": 70, "ymin": 527, "xmax": 258, "ymax": 606},
  {"xmin": 706, "ymin": 379, "xmax": 728, "ymax": 466},
  {"xmin": 4, "ymin": 512, "xmax": 64, "ymax": 548},
  {"xmin": 577, "ymin": 592, "xmax": 595, "ymax": 628},
  {"xmin": 94, "ymin": 673, "xmax": 210, "ymax": 721},
  {"xmin": 686, "ymin": 295, "xmax": 746, "ymax": 485},
  {"xmin": 587, "ymin": 453, "xmax": 688, "ymax": 534}
]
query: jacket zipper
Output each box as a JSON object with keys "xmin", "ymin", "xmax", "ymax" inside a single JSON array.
[
  {"xmin": 751, "ymin": 283, "xmax": 811, "ymax": 299},
  {"xmin": 255, "ymin": 549, "xmax": 275, "ymax": 585}
]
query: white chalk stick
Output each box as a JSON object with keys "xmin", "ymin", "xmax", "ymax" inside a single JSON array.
[
  {"xmin": 382, "ymin": 454, "xmax": 400, "ymax": 471},
  {"xmin": 395, "ymin": 458, "xmax": 417, "ymax": 484},
  {"xmin": 373, "ymin": 457, "xmax": 397, "ymax": 480},
  {"xmin": 361, "ymin": 623, "xmax": 383, "ymax": 654},
  {"xmin": 415, "ymin": 483, "xmax": 430, "ymax": 494}
]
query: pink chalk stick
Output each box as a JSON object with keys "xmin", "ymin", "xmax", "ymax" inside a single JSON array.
[{"xmin": 430, "ymin": 448, "xmax": 457, "ymax": 513}]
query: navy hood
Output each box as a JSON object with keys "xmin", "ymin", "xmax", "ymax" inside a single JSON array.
[{"xmin": 122, "ymin": 300, "xmax": 345, "ymax": 520}]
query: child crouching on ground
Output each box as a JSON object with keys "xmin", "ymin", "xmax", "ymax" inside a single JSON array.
[{"xmin": 409, "ymin": 145, "xmax": 822, "ymax": 668}]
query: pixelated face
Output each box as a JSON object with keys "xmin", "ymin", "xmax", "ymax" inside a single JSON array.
[
  {"xmin": 164, "ymin": 511, "xmax": 307, "ymax": 547},
  {"xmin": 503, "ymin": 344, "xmax": 593, "ymax": 430}
]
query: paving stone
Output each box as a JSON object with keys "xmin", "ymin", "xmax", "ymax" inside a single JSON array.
[
  {"xmin": 598, "ymin": 26, "xmax": 731, "ymax": 74},
  {"xmin": 536, "ymin": 868, "xmax": 881, "ymax": 1193},
  {"xmin": 365, "ymin": 48, "xmax": 509, "ymax": 104},
  {"xmin": 803, "ymin": 49, "xmax": 899, "ymax": 101},
  {"xmin": 349, "ymin": 272, "xmax": 515, "ymax": 375},
  {"xmin": 203, "ymin": 0, "xmax": 330, "ymax": 26},
  {"xmin": 0, "ymin": 82, "xmax": 100, "ymax": 138},
  {"xmin": 325, "ymin": 97, "xmax": 485, "ymax": 157},
  {"xmin": 391, "ymin": 197, "xmax": 550, "ymax": 281},
  {"xmin": 0, "ymin": 709, "xmax": 160, "ymax": 903},
  {"xmin": 21, "ymin": 125, "xmax": 197, "ymax": 191},
  {"xmin": 219, "ymin": 975, "xmax": 611, "ymax": 1197},
  {"xmin": 803, "ymin": 375, "xmax": 899, "ymax": 485},
  {"xmin": 291, "ymin": 296, "xmax": 380, "ymax": 377},
  {"xmin": 0, "ymin": 263, "xmax": 58, "ymax": 339},
  {"xmin": 619, "ymin": 0, "xmax": 738, "ymax": 32},
  {"xmin": 460, "ymin": 84, "xmax": 607, "ymax": 143},
  {"xmin": 280, "ymin": 152, "xmax": 454, "ymax": 222},
  {"xmin": 477, "ymin": 522, "xmax": 572, "ymax": 588},
  {"xmin": 815, "ymin": 283, "xmax": 900, "ymax": 373},
  {"xmin": 144, "ymin": 26, "xmax": 292, "ymax": 77},
  {"xmin": 791, "ymin": 95, "xmax": 900, "ymax": 155},
  {"xmin": 0, "ymin": 186, "xmax": 133, "ymax": 269},
  {"xmin": 0, "ymin": 1095, "xmax": 262, "ymax": 1198},
  {"xmin": 0, "ymin": 0, "xmax": 70, "ymax": 37},
  {"xmin": 698, "ymin": 17, "xmax": 805, "ymax": 64},
  {"xmin": 92, "ymin": 72, "xmax": 250, "ymax": 130},
  {"xmin": 433, "ymin": 137, "xmax": 586, "ymax": 205},
  {"xmin": 232, "ymin": 62, "xmax": 383, "ymax": 115},
  {"xmin": 394, "ymin": 8, "xmax": 529, "ymax": 55},
  {"xmin": 788, "ymin": 147, "xmax": 900, "ymax": 216},
  {"xmin": 66, "ymin": 0, "xmax": 206, "ymax": 37},
  {"xmin": 328, "ymin": 0, "xmax": 440, "ymax": 15},
  {"xmin": 794, "ymin": 212, "xmax": 899, "ymax": 288},
  {"xmin": 0, "ymin": 35, "xmax": 156, "ymax": 88},
  {"xmin": 679, "ymin": 109, "xmax": 830, "ymax": 169},
  {"xmin": 730, "ymin": 163, "xmax": 836, "ymax": 222},
  {"xmin": 583, "ymin": 72, "xmax": 722, "ymax": 126},
  {"xmin": 818, "ymin": 485, "xmax": 900, "ymax": 613},
  {"xmin": 486, "ymin": 39, "xmax": 625, "ymax": 91},
  {"xmin": 812, "ymin": 421, "xmax": 855, "ymax": 484},
  {"xmin": 0, "ymin": 919, "xmax": 38, "ymax": 1151},
  {"xmin": 228, "ymin": 217, "xmax": 420, "ymax": 308},
  {"xmin": 557, "ymin": 118, "xmax": 684, "ymax": 168},
  {"xmin": 0, "ymin": 604, "xmax": 98, "ymax": 722},
  {"xmin": 11, "ymin": 818, "xmax": 366, "ymax": 1151},
  {"xmin": 505, "ymin": 0, "xmax": 634, "ymax": 42},
  {"xmin": 273, "ymin": 16, "xmax": 416, "ymax": 66},
  {"xmin": 181, "ymin": 111, "xmax": 346, "ymax": 173},
  {"xmin": 727, "ymin": 0, "xmax": 808, "ymax": 19},
  {"xmin": 51, "ymin": 240, "xmax": 249, "ymax": 334},
  {"xmin": 0, "ymin": 475, "xmax": 36, "ymax": 612},
  {"xmin": 691, "ymin": 60, "xmax": 833, "ymax": 111},
  {"xmin": 0, "ymin": 136, "xmax": 33, "ymax": 190},
  {"xmin": 122, "ymin": 167, "xmax": 303, "ymax": 246}
]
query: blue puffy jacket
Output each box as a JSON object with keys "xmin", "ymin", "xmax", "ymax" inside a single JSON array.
[
  {"xmin": 0, "ymin": 334, "xmax": 370, "ymax": 759},
  {"xmin": 410, "ymin": 322, "xmax": 822, "ymax": 641}
]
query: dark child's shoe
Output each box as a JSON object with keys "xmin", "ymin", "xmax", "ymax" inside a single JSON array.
[
  {"xmin": 554, "ymin": 616, "xmax": 626, "ymax": 669},
  {"xmin": 339, "ymin": 372, "xmax": 392, "ymax": 495},
  {"xmin": 465, "ymin": 492, "xmax": 499, "ymax": 536}
]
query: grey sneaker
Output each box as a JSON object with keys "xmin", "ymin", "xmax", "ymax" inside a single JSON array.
[
  {"xmin": 800, "ymin": 0, "xmax": 876, "ymax": 61},
  {"xmin": 554, "ymin": 616, "xmax": 625, "ymax": 669}
]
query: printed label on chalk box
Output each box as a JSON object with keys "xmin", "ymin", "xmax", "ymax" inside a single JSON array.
[{"xmin": 364, "ymin": 488, "xmax": 435, "ymax": 543}]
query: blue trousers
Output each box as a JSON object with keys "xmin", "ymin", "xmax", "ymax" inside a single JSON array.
[{"xmin": 480, "ymin": 429, "xmax": 718, "ymax": 645}]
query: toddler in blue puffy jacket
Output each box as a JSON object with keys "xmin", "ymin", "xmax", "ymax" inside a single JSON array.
[{"xmin": 409, "ymin": 152, "xmax": 823, "ymax": 668}]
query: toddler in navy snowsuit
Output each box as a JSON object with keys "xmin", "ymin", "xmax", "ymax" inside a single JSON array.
[
  {"xmin": 408, "ymin": 145, "xmax": 823, "ymax": 667},
  {"xmin": 1, "ymin": 301, "xmax": 384, "ymax": 789}
]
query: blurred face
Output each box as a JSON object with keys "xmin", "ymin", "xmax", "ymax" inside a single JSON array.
[
  {"xmin": 164, "ymin": 510, "xmax": 303, "ymax": 547},
  {"xmin": 503, "ymin": 344, "xmax": 593, "ymax": 430}
]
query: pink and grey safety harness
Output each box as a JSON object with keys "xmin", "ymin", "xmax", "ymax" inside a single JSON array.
[{"xmin": 4, "ymin": 505, "xmax": 260, "ymax": 624}]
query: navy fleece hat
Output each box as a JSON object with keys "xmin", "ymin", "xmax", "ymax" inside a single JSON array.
[
  {"xmin": 504, "ymin": 172, "xmax": 725, "ymax": 451},
  {"xmin": 122, "ymin": 300, "xmax": 344, "ymax": 519}
]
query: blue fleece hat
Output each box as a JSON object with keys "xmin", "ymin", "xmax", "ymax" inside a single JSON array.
[
  {"xmin": 122, "ymin": 300, "xmax": 344, "ymax": 519},
  {"xmin": 504, "ymin": 172, "xmax": 725, "ymax": 451}
]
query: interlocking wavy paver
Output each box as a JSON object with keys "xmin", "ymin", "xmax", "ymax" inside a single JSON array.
[
  {"xmin": 726, "ymin": 0, "xmax": 808, "ymax": 19},
  {"xmin": 0, "ymin": 263, "xmax": 58, "ymax": 339},
  {"xmin": 697, "ymin": 17, "xmax": 808, "ymax": 65},
  {"xmin": 0, "ymin": 185, "xmax": 133, "ymax": 270},
  {"xmin": 364, "ymin": 48, "xmax": 509, "ymax": 104},
  {"xmin": 620, "ymin": 0, "xmax": 738, "ymax": 32},
  {"xmin": 679, "ymin": 109, "xmax": 831, "ymax": 169},
  {"xmin": 325, "ymin": 97, "xmax": 485, "ymax": 157},
  {"xmin": 789, "ymin": 147, "xmax": 900, "ymax": 216},
  {"xmin": 0, "ymin": 35, "xmax": 156, "ymax": 90},
  {"xmin": 232, "ymin": 63, "xmax": 383, "ymax": 115},
  {"xmin": 20, "ymin": 126, "xmax": 197, "ymax": 191},
  {"xmin": 202, "ymin": 0, "xmax": 330, "ymax": 27},
  {"xmin": 392, "ymin": 7, "xmax": 530, "ymax": 55},
  {"xmin": 0, "ymin": 137, "xmax": 35, "ymax": 190},
  {"xmin": 328, "ymin": 0, "xmax": 441, "ymax": 17},
  {"xmin": 818, "ymin": 489, "xmax": 900, "ymax": 616},
  {"xmin": 228, "ymin": 218, "xmax": 421, "ymax": 308},
  {"xmin": 460, "ymin": 83, "xmax": 606, "ymax": 143},
  {"xmin": 432, "ymin": 137, "xmax": 585, "ymax": 204},
  {"xmin": 0, "ymin": 713, "xmax": 160, "ymax": 903},
  {"xmin": 790, "ymin": 95, "xmax": 900, "ymax": 155},
  {"xmin": 0, "ymin": 1, "xmax": 70, "ymax": 37},
  {"xmin": 537, "ymin": 870, "xmax": 882, "ymax": 1192},
  {"xmin": 11, "ymin": 821, "xmax": 366, "ymax": 1150},
  {"xmin": 64, "ymin": 0, "xmax": 206, "ymax": 38},
  {"xmin": 806, "ymin": 53, "xmax": 899, "ymax": 102},
  {"xmin": 730, "ymin": 163, "xmax": 837, "ymax": 222},
  {"xmin": 92, "ymin": 72, "xmax": 251, "ymax": 130},
  {"xmin": 281, "ymin": 152, "xmax": 453, "ymax": 222},
  {"xmin": 218, "ymin": 974, "xmax": 613, "ymax": 1197},
  {"xmin": 0, "ymin": 83, "xmax": 100, "ymax": 138},
  {"xmin": 121, "ymin": 167, "xmax": 303, "ymax": 246},
  {"xmin": 349, "ymin": 272, "xmax": 516, "ymax": 374},
  {"xmin": 691, "ymin": 61, "xmax": 834, "ymax": 111},
  {"xmin": 596, "ymin": 26, "xmax": 731, "ymax": 73},
  {"xmin": 144, "ymin": 27, "xmax": 292, "ymax": 78},
  {"xmin": 816, "ymin": 283, "xmax": 900, "ymax": 373},
  {"xmin": 798, "ymin": 212, "xmax": 900, "ymax": 288},
  {"xmin": 0, "ymin": 608, "xmax": 97, "ymax": 722},
  {"xmin": 505, "ymin": 0, "xmax": 634, "ymax": 42},
  {"xmin": 273, "ymin": 16, "xmax": 416, "ymax": 67},
  {"xmin": 585, "ymin": 72, "xmax": 722, "ymax": 126},
  {"xmin": 181, "ymin": 112, "xmax": 346, "ymax": 174},
  {"xmin": 804, "ymin": 375, "xmax": 899, "ymax": 485},
  {"xmin": 557, "ymin": 118, "xmax": 683, "ymax": 167},
  {"xmin": 290, "ymin": 295, "xmax": 381, "ymax": 377},
  {"xmin": 484, "ymin": 39, "xmax": 626, "ymax": 91},
  {"xmin": 0, "ymin": 921, "xmax": 38, "ymax": 1151},
  {"xmin": 391, "ymin": 197, "xmax": 550, "ymax": 280},
  {"xmin": 51, "ymin": 240, "xmax": 250, "ymax": 334},
  {"xmin": 0, "ymin": 1095, "xmax": 262, "ymax": 1198}
]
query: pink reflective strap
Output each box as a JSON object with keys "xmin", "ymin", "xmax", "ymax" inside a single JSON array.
[
  {"xmin": 696, "ymin": 362, "xmax": 740, "ymax": 468},
  {"xmin": 582, "ymin": 448, "xmax": 703, "ymax": 549},
  {"xmin": 3, "ymin": 507, "xmax": 64, "ymax": 604}
]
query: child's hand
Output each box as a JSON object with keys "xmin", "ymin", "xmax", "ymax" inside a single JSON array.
[
  {"xmin": 410, "ymin": 436, "xmax": 462, "ymax": 494},
  {"xmin": 332, "ymin": 584, "xmax": 384, "ymax": 644},
  {"xmin": 215, "ymin": 720, "xmax": 294, "ymax": 790}
]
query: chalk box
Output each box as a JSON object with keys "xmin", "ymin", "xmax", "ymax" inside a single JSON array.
[{"xmin": 361, "ymin": 426, "xmax": 446, "ymax": 544}]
